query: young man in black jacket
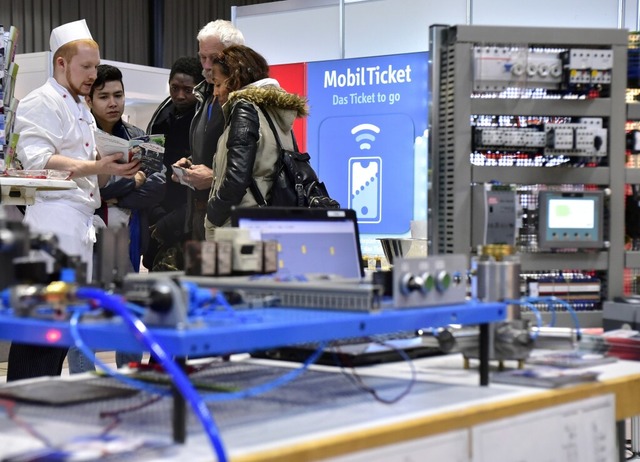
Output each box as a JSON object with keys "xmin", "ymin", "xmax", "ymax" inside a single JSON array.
[{"xmin": 143, "ymin": 56, "xmax": 203, "ymax": 270}]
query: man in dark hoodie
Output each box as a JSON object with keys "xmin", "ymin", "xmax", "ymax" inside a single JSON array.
[{"xmin": 143, "ymin": 56, "xmax": 203, "ymax": 270}]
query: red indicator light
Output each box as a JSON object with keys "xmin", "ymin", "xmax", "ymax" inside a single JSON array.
[{"xmin": 45, "ymin": 329, "xmax": 62, "ymax": 343}]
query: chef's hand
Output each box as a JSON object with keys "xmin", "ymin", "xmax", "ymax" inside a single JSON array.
[{"xmin": 98, "ymin": 153, "xmax": 141, "ymax": 178}]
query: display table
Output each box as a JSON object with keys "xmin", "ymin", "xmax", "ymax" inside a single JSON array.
[
  {"xmin": 0, "ymin": 353, "xmax": 637, "ymax": 462},
  {"xmin": 0, "ymin": 176, "xmax": 76, "ymax": 205},
  {"xmin": 0, "ymin": 300, "xmax": 505, "ymax": 449}
]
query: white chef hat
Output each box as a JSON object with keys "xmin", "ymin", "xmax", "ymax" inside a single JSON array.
[{"xmin": 49, "ymin": 19, "xmax": 93, "ymax": 55}]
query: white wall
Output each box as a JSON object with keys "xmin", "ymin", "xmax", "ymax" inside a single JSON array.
[
  {"xmin": 473, "ymin": 0, "xmax": 620, "ymax": 28},
  {"xmin": 234, "ymin": 0, "xmax": 634, "ymax": 64},
  {"xmin": 234, "ymin": 0, "xmax": 342, "ymax": 64}
]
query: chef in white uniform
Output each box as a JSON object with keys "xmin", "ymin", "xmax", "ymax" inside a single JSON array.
[
  {"xmin": 7, "ymin": 19, "xmax": 140, "ymax": 382},
  {"xmin": 14, "ymin": 19, "xmax": 140, "ymax": 280}
]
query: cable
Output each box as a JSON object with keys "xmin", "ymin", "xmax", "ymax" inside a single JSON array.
[
  {"xmin": 99, "ymin": 395, "xmax": 165, "ymax": 436},
  {"xmin": 0, "ymin": 398, "xmax": 54, "ymax": 448},
  {"xmin": 75, "ymin": 287, "xmax": 228, "ymax": 462},
  {"xmin": 335, "ymin": 341, "xmax": 417, "ymax": 404},
  {"xmin": 68, "ymin": 308, "xmax": 171, "ymax": 396},
  {"xmin": 523, "ymin": 295, "xmax": 582, "ymax": 341},
  {"xmin": 201, "ymin": 342, "xmax": 326, "ymax": 403}
]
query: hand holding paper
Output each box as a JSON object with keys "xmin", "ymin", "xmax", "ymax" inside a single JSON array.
[{"xmin": 172, "ymin": 165, "xmax": 195, "ymax": 190}]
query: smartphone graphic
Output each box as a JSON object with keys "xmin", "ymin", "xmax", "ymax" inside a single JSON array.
[
  {"xmin": 317, "ymin": 113, "xmax": 414, "ymax": 234},
  {"xmin": 349, "ymin": 157, "xmax": 382, "ymax": 223}
]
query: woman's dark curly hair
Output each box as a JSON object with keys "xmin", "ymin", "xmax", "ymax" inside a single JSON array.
[{"xmin": 212, "ymin": 44, "xmax": 269, "ymax": 92}]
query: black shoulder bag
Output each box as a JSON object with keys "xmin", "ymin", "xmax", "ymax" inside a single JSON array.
[{"xmin": 249, "ymin": 107, "xmax": 340, "ymax": 209}]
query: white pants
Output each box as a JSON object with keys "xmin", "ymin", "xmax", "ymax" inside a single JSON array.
[{"xmin": 23, "ymin": 201, "xmax": 98, "ymax": 283}]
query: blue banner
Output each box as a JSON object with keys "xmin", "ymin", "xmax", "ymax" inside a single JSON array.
[{"xmin": 307, "ymin": 52, "xmax": 429, "ymax": 245}]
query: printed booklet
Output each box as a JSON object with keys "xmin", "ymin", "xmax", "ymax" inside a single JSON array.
[{"xmin": 95, "ymin": 131, "xmax": 165, "ymax": 173}]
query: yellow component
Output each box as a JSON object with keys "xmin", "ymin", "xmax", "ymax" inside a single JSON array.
[
  {"xmin": 329, "ymin": 246, "xmax": 335, "ymax": 256},
  {"xmin": 301, "ymin": 245, "xmax": 307, "ymax": 254},
  {"xmin": 43, "ymin": 281, "xmax": 75, "ymax": 304},
  {"xmin": 479, "ymin": 244, "xmax": 515, "ymax": 261}
]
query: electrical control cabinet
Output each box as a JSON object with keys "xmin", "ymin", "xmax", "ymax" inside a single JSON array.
[{"xmin": 428, "ymin": 25, "xmax": 628, "ymax": 326}]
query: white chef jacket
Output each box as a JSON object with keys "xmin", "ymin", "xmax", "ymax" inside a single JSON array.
[
  {"xmin": 14, "ymin": 77, "xmax": 101, "ymax": 280},
  {"xmin": 15, "ymin": 77, "xmax": 100, "ymax": 211}
]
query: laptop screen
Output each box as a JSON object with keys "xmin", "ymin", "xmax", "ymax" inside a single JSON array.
[{"xmin": 231, "ymin": 207, "xmax": 364, "ymax": 279}]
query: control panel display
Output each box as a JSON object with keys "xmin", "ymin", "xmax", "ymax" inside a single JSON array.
[{"xmin": 538, "ymin": 191, "xmax": 605, "ymax": 249}]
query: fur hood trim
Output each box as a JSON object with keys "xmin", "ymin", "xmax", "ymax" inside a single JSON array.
[{"xmin": 226, "ymin": 84, "xmax": 308, "ymax": 118}]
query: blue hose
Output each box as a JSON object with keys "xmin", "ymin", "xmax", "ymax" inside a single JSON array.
[
  {"xmin": 202, "ymin": 342, "xmax": 326, "ymax": 403},
  {"xmin": 525, "ymin": 296, "xmax": 582, "ymax": 341},
  {"xmin": 75, "ymin": 287, "xmax": 227, "ymax": 462},
  {"xmin": 68, "ymin": 308, "xmax": 170, "ymax": 396}
]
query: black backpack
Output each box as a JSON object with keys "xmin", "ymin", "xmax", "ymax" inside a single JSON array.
[{"xmin": 250, "ymin": 107, "xmax": 340, "ymax": 209}]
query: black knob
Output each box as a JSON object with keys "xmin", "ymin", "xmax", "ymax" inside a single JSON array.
[
  {"xmin": 149, "ymin": 282, "xmax": 174, "ymax": 313},
  {"xmin": 593, "ymin": 135, "xmax": 603, "ymax": 151}
]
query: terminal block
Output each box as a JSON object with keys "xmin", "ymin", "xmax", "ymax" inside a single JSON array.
[
  {"xmin": 561, "ymin": 48, "xmax": 613, "ymax": 90},
  {"xmin": 472, "ymin": 47, "xmax": 562, "ymax": 91},
  {"xmin": 472, "ymin": 46, "xmax": 613, "ymax": 94}
]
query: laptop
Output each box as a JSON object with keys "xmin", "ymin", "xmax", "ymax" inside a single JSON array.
[
  {"xmin": 231, "ymin": 207, "xmax": 364, "ymax": 279},
  {"xmin": 230, "ymin": 206, "xmax": 444, "ymax": 366}
]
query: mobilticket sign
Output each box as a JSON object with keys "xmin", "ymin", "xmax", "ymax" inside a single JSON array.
[{"xmin": 307, "ymin": 52, "xmax": 428, "ymax": 236}]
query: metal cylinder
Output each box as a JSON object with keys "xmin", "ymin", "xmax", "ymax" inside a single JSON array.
[
  {"xmin": 531, "ymin": 327, "xmax": 578, "ymax": 350},
  {"xmin": 475, "ymin": 255, "xmax": 521, "ymax": 319}
]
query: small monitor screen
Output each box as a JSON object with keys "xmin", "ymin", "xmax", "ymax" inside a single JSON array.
[
  {"xmin": 547, "ymin": 198, "xmax": 595, "ymax": 229},
  {"xmin": 538, "ymin": 191, "xmax": 604, "ymax": 249}
]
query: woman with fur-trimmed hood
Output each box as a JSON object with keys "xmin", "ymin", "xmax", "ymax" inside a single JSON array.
[{"xmin": 204, "ymin": 45, "xmax": 308, "ymax": 237}]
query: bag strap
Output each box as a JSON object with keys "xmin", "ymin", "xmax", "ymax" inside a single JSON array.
[
  {"xmin": 249, "ymin": 106, "xmax": 301, "ymax": 207},
  {"xmin": 249, "ymin": 177, "xmax": 267, "ymax": 206},
  {"xmin": 261, "ymin": 105, "xmax": 299, "ymax": 152}
]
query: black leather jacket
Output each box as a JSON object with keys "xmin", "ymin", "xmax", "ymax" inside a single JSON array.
[
  {"xmin": 205, "ymin": 82, "xmax": 308, "ymax": 230},
  {"xmin": 206, "ymin": 101, "xmax": 260, "ymax": 226}
]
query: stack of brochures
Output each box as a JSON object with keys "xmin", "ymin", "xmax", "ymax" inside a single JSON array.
[
  {"xmin": 492, "ymin": 367, "xmax": 601, "ymax": 388},
  {"xmin": 579, "ymin": 329, "xmax": 640, "ymax": 361},
  {"xmin": 492, "ymin": 348, "xmax": 617, "ymax": 388},
  {"xmin": 525, "ymin": 350, "xmax": 617, "ymax": 368}
]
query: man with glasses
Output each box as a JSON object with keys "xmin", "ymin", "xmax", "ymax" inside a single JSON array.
[{"xmin": 173, "ymin": 20, "xmax": 245, "ymax": 242}]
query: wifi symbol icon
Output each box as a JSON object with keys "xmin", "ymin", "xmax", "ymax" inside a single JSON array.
[{"xmin": 351, "ymin": 123, "xmax": 381, "ymax": 150}]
